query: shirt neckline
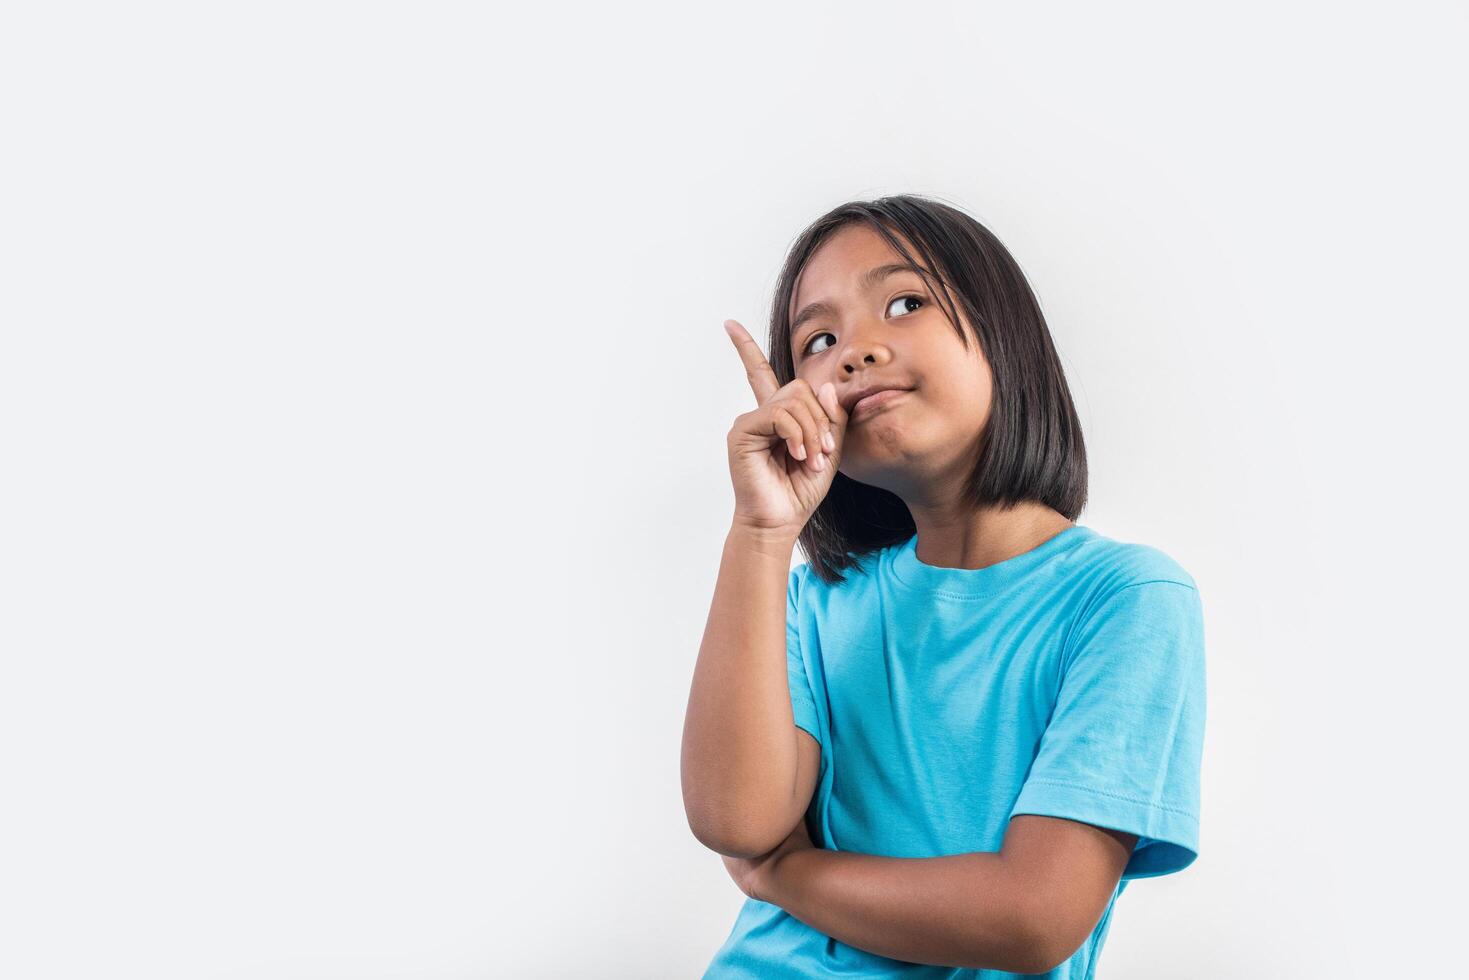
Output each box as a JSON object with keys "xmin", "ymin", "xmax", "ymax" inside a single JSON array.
[{"xmin": 888, "ymin": 524, "xmax": 1096, "ymax": 598}]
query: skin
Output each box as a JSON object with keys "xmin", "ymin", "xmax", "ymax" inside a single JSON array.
[{"xmin": 717, "ymin": 223, "xmax": 1139, "ymax": 972}]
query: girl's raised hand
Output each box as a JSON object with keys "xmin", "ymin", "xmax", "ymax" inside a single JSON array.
[{"xmin": 723, "ymin": 318, "xmax": 847, "ymax": 538}]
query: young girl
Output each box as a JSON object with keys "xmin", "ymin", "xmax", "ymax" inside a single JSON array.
[{"xmin": 681, "ymin": 194, "xmax": 1206, "ymax": 978}]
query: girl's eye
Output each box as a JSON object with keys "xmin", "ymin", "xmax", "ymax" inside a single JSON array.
[
  {"xmin": 800, "ymin": 295, "xmax": 926, "ymax": 358},
  {"xmin": 804, "ymin": 333, "xmax": 835, "ymax": 357},
  {"xmin": 886, "ymin": 294, "xmax": 925, "ymax": 318}
]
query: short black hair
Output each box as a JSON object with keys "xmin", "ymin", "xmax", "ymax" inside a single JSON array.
[{"xmin": 766, "ymin": 193, "xmax": 1088, "ymax": 586}]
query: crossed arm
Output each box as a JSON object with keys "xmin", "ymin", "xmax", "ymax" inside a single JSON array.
[{"xmin": 754, "ymin": 813, "xmax": 1138, "ymax": 974}]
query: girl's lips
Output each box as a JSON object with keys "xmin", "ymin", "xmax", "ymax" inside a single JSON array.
[{"xmin": 850, "ymin": 387, "xmax": 912, "ymax": 422}]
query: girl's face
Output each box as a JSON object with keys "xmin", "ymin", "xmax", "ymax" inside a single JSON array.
[{"xmin": 788, "ymin": 223, "xmax": 994, "ymax": 499}]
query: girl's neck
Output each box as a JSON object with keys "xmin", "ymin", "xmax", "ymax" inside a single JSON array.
[{"xmin": 907, "ymin": 502, "xmax": 1075, "ymax": 571}]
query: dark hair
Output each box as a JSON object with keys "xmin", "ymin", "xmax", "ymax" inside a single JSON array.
[{"xmin": 767, "ymin": 193, "xmax": 1088, "ymax": 586}]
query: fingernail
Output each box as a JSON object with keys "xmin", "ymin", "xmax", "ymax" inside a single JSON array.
[{"xmin": 823, "ymin": 430, "xmax": 835, "ymax": 452}]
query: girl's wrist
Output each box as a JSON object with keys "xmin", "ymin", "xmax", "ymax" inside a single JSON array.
[{"xmin": 727, "ymin": 521, "xmax": 800, "ymax": 558}]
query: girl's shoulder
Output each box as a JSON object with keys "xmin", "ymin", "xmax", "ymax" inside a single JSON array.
[{"xmin": 1071, "ymin": 526, "xmax": 1198, "ymax": 592}]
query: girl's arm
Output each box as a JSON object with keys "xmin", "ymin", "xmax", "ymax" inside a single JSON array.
[
  {"xmin": 758, "ymin": 815, "xmax": 1136, "ymax": 973},
  {"xmin": 681, "ymin": 524, "xmax": 816, "ymax": 859}
]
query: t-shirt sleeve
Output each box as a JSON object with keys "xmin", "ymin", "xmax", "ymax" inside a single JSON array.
[
  {"xmin": 1009, "ymin": 579, "xmax": 1207, "ymax": 880},
  {"xmin": 786, "ymin": 565, "xmax": 823, "ymax": 749}
]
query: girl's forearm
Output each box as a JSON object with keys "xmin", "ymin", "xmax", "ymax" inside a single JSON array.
[
  {"xmin": 681, "ymin": 524, "xmax": 804, "ymax": 858},
  {"xmin": 761, "ymin": 847, "xmax": 1044, "ymax": 974}
]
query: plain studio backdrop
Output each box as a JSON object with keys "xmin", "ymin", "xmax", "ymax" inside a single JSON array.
[{"xmin": 2, "ymin": 2, "xmax": 1463, "ymax": 977}]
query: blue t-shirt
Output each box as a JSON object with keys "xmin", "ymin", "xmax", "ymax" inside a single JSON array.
[{"xmin": 704, "ymin": 523, "xmax": 1206, "ymax": 979}]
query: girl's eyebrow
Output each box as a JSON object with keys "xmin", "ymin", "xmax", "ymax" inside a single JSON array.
[{"xmin": 790, "ymin": 263, "xmax": 926, "ymax": 334}]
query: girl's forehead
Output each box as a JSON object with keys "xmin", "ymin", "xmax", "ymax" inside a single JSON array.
[
  {"xmin": 802, "ymin": 228, "xmax": 904, "ymax": 280},
  {"xmin": 795, "ymin": 227, "xmax": 928, "ymax": 297}
]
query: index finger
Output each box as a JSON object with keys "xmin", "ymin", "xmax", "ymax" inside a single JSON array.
[{"xmin": 723, "ymin": 318, "xmax": 781, "ymax": 405}]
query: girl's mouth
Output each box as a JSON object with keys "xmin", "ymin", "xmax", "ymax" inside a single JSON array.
[{"xmin": 850, "ymin": 388, "xmax": 912, "ymax": 423}]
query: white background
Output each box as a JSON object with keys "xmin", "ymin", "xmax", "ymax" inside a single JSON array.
[{"xmin": 3, "ymin": 2, "xmax": 1464, "ymax": 977}]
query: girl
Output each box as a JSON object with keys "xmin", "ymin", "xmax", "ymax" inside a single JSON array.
[{"xmin": 681, "ymin": 194, "xmax": 1206, "ymax": 978}]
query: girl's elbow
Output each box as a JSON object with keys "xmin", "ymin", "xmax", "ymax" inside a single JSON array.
[{"xmin": 685, "ymin": 808, "xmax": 784, "ymax": 860}]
